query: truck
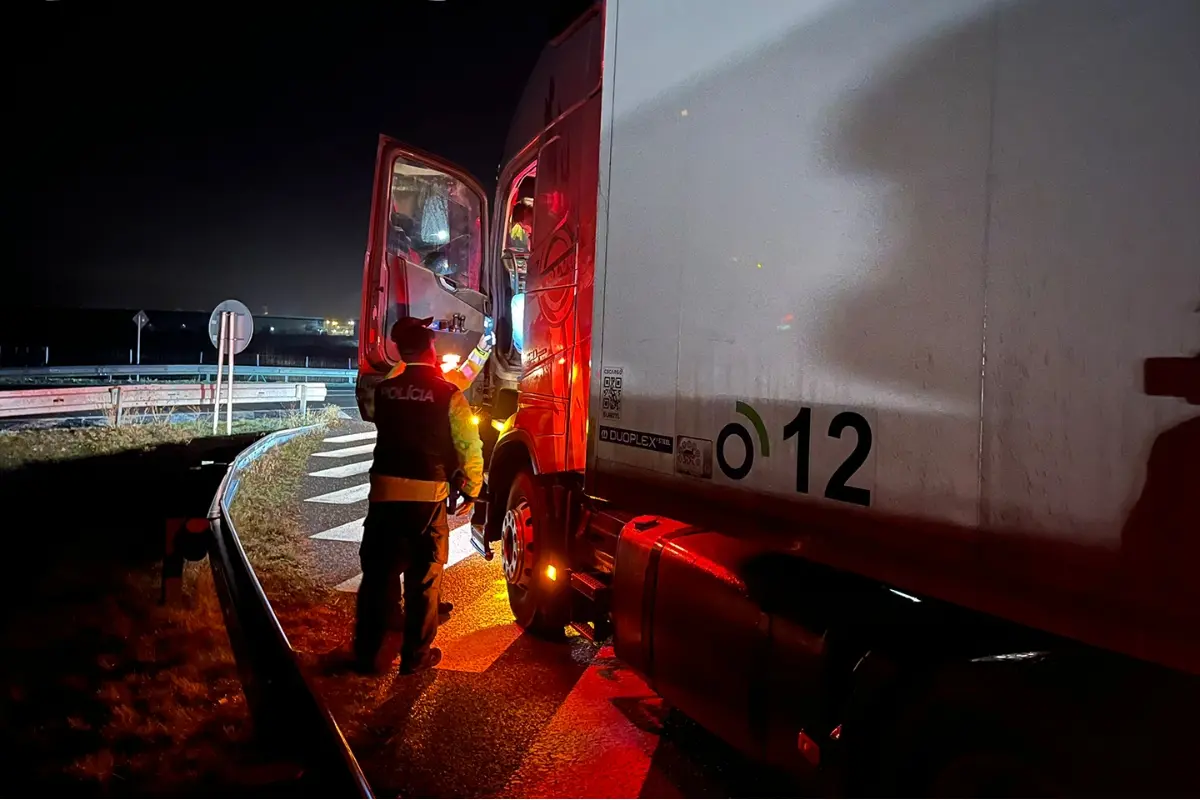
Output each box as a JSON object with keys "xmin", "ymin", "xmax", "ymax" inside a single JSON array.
[{"xmin": 357, "ymin": 0, "xmax": 1200, "ymax": 793}]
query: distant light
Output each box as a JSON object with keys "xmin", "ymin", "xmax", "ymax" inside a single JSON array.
[
  {"xmin": 680, "ymin": 109, "xmax": 688, "ymax": 117},
  {"xmin": 269, "ymin": 326, "xmax": 275, "ymax": 333},
  {"xmin": 470, "ymin": 414, "xmax": 480, "ymax": 426},
  {"xmin": 557, "ymin": 357, "xmax": 566, "ymax": 365},
  {"xmin": 888, "ymin": 588, "xmax": 921, "ymax": 603},
  {"xmin": 435, "ymin": 229, "xmax": 449, "ymax": 242},
  {"xmin": 545, "ymin": 564, "xmax": 557, "ymax": 582}
]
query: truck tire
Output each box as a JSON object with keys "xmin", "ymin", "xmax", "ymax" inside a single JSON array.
[{"xmin": 501, "ymin": 469, "xmax": 570, "ymax": 636}]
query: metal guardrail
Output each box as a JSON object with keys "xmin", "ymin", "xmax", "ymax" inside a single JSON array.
[
  {"xmin": 208, "ymin": 425, "xmax": 374, "ymax": 797},
  {"xmin": 0, "ymin": 382, "xmax": 328, "ymax": 420},
  {"xmin": 0, "ymin": 364, "xmax": 356, "ymax": 383}
]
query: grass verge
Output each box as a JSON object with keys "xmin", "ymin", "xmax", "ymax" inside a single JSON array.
[
  {"xmin": 0, "ymin": 407, "xmax": 340, "ymax": 471},
  {"xmin": 228, "ymin": 413, "xmax": 355, "ymax": 653}
]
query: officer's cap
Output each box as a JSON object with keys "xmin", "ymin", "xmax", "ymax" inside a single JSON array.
[{"xmin": 390, "ymin": 316, "xmax": 436, "ymax": 359}]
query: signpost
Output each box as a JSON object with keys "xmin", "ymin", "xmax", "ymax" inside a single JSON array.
[
  {"xmin": 208, "ymin": 300, "xmax": 254, "ymax": 434},
  {"xmin": 132, "ymin": 310, "xmax": 149, "ymax": 366}
]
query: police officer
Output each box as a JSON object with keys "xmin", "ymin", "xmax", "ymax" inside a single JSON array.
[
  {"xmin": 374, "ymin": 315, "xmax": 494, "ymax": 625},
  {"xmin": 353, "ymin": 316, "xmax": 484, "ymax": 675}
]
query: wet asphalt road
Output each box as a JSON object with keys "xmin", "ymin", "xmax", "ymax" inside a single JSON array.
[{"xmin": 297, "ymin": 424, "xmax": 805, "ymax": 798}]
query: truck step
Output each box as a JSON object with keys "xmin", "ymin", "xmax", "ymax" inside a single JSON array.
[
  {"xmin": 569, "ymin": 570, "xmax": 614, "ymax": 643},
  {"xmin": 570, "ymin": 570, "xmax": 609, "ymax": 602},
  {"xmin": 570, "ymin": 618, "xmax": 613, "ymax": 643}
]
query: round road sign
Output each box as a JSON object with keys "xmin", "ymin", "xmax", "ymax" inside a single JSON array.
[{"xmin": 208, "ymin": 299, "xmax": 254, "ymax": 355}]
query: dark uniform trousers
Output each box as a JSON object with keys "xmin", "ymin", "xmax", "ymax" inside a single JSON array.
[{"xmin": 354, "ymin": 499, "xmax": 450, "ymax": 667}]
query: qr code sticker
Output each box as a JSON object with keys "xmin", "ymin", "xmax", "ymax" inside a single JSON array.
[{"xmin": 601, "ymin": 366, "xmax": 623, "ymax": 420}]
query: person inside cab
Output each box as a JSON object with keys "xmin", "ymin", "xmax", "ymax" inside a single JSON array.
[
  {"xmin": 508, "ymin": 200, "xmax": 532, "ymax": 251},
  {"xmin": 506, "ymin": 199, "xmax": 533, "ymax": 357}
]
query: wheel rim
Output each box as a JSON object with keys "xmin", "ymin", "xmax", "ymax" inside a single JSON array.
[{"xmin": 501, "ymin": 499, "xmax": 534, "ymax": 589}]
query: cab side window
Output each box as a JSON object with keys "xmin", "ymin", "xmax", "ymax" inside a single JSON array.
[
  {"xmin": 388, "ymin": 156, "xmax": 483, "ymax": 292},
  {"xmin": 506, "ymin": 173, "xmax": 536, "ymax": 256},
  {"xmin": 499, "ymin": 166, "xmax": 537, "ymax": 362}
]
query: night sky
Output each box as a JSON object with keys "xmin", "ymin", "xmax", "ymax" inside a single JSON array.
[{"xmin": 14, "ymin": 0, "xmax": 593, "ymax": 319}]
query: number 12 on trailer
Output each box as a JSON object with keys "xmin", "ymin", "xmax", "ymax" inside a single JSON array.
[{"xmin": 715, "ymin": 401, "xmax": 876, "ymax": 508}]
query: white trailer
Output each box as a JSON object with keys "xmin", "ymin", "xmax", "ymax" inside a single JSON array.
[
  {"xmin": 590, "ymin": 0, "xmax": 1199, "ymax": 673},
  {"xmin": 577, "ymin": 0, "xmax": 1200, "ymax": 792},
  {"xmin": 360, "ymin": 1, "xmax": 1199, "ymax": 792}
]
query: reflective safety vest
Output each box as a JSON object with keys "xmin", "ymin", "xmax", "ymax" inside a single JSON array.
[{"xmin": 509, "ymin": 221, "xmax": 530, "ymax": 251}]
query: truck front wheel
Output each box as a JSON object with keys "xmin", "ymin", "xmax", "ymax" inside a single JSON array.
[{"xmin": 501, "ymin": 469, "xmax": 570, "ymax": 636}]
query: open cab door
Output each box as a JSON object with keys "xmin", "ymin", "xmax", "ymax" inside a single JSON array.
[{"xmin": 357, "ymin": 136, "xmax": 491, "ymax": 420}]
